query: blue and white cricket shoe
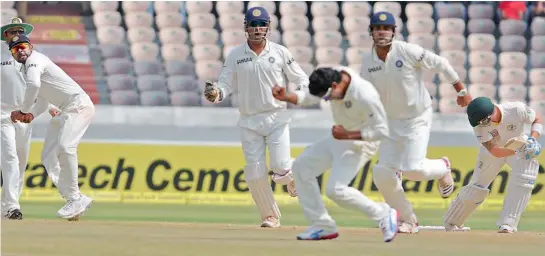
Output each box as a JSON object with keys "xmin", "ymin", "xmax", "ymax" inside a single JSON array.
[
  {"xmin": 296, "ymin": 227, "xmax": 339, "ymax": 240},
  {"xmin": 379, "ymin": 207, "xmax": 398, "ymax": 242}
]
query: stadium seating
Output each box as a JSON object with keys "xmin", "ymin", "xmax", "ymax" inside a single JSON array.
[{"xmin": 6, "ymin": 1, "xmax": 532, "ymax": 113}]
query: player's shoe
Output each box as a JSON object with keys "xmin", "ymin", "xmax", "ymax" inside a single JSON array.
[
  {"xmin": 378, "ymin": 207, "xmax": 398, "ymax": 242},
  {"xmin": 498, "ymin": 225, "xmax": 516, "ymax": 233},
  {"xmin": 397, "ymin": 212, "xmax": 419, "ymax": 234},
  {"xmin": 287, "ymin": 179, "xmax": 297, "ymax": 197},
  {"xmin": 445, "ymin": 224, "xmax": 464, "ymax": 232},
  {"xmin": 438, "ymin": 157, "xmax": 454, "ymax": 198},
  {"xmin": 296, "ymin": 227, "xmax": 339, "ymax": 240},
  {"xmin": 57, "ymin": 194, "xmax": 93, "ymax": 220},
  {"xmin": 261, "ymin": 216, "xmax": 280, "ymax": 228},
  {"xmin": 5, "ymin": 209, "xmax": 23, "ymax": 220}
]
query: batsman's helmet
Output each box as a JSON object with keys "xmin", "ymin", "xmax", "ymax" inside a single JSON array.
[
  {"xmin": 467, "ymin": 97, "xmax": 495, "ymax": 127},
  {"xmin": 244, "ymin": 7, "xmax": 270, "ymax": 42},
  {"xmin": 369, "ymin": 11, "xmax": 396, "ymax": 46}
]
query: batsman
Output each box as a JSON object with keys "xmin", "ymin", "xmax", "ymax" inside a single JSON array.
[{"xmin": 444, "ymin": 97, "xmax": 542, "ymax": 233}]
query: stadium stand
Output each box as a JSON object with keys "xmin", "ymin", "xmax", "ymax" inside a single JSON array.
[{"xmin": 1, "ymin": 1, "xmax": 542, "ymax": 115}]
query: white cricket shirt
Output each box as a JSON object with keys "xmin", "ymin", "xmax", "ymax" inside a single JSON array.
[
  {"xmin": 360, "ymin": 40, "xmax": 460, "ymax": 120},
  {"xmin": 217, "ymin": 40, "xmax": 309, "ymax": 118},
  {"xmin": 1, "ymin": 44, "xmax": 27, "ymax": 120},
  {"xmin": 294, "ymin": 66, "xmax": 389, "ymax": 142},
  {"xmin": 474, "ymin": 102, "xmax": 536, "ymax": 146},
  {"xmin": 19, "ymin": 50, "xmax": 87, "ymax": 115}
]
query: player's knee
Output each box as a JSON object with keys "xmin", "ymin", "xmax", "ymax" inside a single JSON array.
[
  {"xmin": 372, "ymin": 164, "xmax": 399, "ymax": 188},
  {"xmin": 57, "ymin": 144, "xmax": 77, "ymax": 155},
  {"xmin": 243, "ymin": 162, "xmax": 268, "ymax": 181},
  {"xmin": 2, "ymin": 150, "xmax": 17, "ymax": 163},
  {"xmin": 325, "ymin": 183, "xmax": 348, "ymax": 201}
]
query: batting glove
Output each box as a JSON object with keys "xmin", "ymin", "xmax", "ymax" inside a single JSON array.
[{"xmin": 523, "ymin": 137, "xmax": 541, "ymax": 160}]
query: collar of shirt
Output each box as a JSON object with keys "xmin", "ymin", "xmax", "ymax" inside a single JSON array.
[
  {"xmin": 371, "ymin": 40, "xmax": 400, "ymax": 63},
  {"xmin": 497, "ymin": 104, "xmax": 504, "ymax": 124},
  {"xmin": 244, "ymin": 39, "xmax": 271, "ymax": 55}
]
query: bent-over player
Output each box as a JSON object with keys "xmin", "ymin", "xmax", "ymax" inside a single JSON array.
[
  {"xmin": 1, "ymin": 17, "xmax": 58, "ymax": 220},
  {"xmin": 359, "ymin": 11, "xmax": 473, "ymax": 233},
  {"xmin": 444, "ymin": 97, "xmax": 541, "ymax": 233},
  {"xmin": 273, "ymin": 67, "xmax": 398, "ymax": 242},
  {"xmin": 8, "ymin": 34, "xmax": 94, "ymax": 220},
  {"xmin": 203, "ymin": 7, "xmax": 309, "ymax": 228}
]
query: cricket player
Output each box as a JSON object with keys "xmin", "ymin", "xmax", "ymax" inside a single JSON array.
[
  {"xmin": 204, "ymin": 6, "xmax": 309, "ymax": 228},
  {"xmin": 444, "ymin": 97, "xmax": 541, "ymax": 233},
  {"xmin": 0, "ymin": 17, "xmax": 59, "ymax": 220},
  {"xmin": 8, "ymin": 34, "xmax": 94, "ymax": 220},
  {"xmin": 272, "ymin": 66, "xmax": 398, "ymax": 242},
  {"xmin": 359, "ymin": 11, "xmax": 473, "ymax": 233}
]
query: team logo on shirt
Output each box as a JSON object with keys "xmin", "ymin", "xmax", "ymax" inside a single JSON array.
[
  {"xmin": 507, "ymin": 124, "xmax": 516, "ymax": 131},
  {"xmin": 287, "ymin": 57, "xmax": 295, "ymax": 65},
  {"xmin": 395, "ymin": 60, "xmax": 403, "ymax": 68},
  {"xmin": 489, "ymin": 129, "xmax": 499, "ymax": 138},
  {"xmin": 344, "ymin": 101, "xmax": 352, "ymax": 108},
  {"xmin": 268, "ymin": 56, "xmax": 275, "ymax": 63}
]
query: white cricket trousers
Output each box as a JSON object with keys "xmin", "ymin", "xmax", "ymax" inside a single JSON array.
[
  {"xmin": 372, "ymin": 107, "xmax": 449, "ymax": 221},
  {"xmin": 1, "ymin": 120, "xmax": 32, "ymax": 214},
  {"xmin": 471, "ymin": 147, "xmax": 539, "ymax": 229},
  {"xmin": 41, "ymin": 94, "xmax": 94, "ymax": 200},
  {"xmin": 240, "ymin": 119, "xmax": 292, "ymax": 220},
  {"xmin": 292, "ymin": 137, "xmax": 388, "ymax": 229}
]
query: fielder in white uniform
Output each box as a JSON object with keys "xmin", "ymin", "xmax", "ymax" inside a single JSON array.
[
  {"xmin": 444, "ymin": 97, "xmax": 541, "ymax": 233},
  {"xmin": 203, "ymin": 7, "xmax": 309, "ymax": 228},
  {"xmin": 0, "ymin": 18, "xmax": 59, "ymax": 220},
  {"xmin": 360, "ymin": 12, "xmax": 473, "ymax": 233},
  {"xmin": 273, "ymin": 67, "xmax": 398, "ymax": 242},
  {"xmin": 8, "ymin": 34, "xmax": 94, "ymax": 220}
]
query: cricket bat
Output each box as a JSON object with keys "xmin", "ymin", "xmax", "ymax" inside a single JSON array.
[{"xmin": 504, "ymin": 136, "xmax": 528, "ymax": 151}]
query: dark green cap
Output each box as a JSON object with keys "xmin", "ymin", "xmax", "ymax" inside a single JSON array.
[{"xmin": 467, "ymin": 97, "xmax": 495, "ymax": 127}]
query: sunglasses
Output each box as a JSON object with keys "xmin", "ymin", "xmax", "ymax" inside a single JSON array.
[
  {"xmin": 248, "ymin": 20, "xmax": 268, "ymax": 27},
  {"xmin": 10, "ymin": 43, "xmax": 31, "ymax": 55},
  {"xmin": 6, "ymin": 29, "xmax": 24, "ymax": 35}
]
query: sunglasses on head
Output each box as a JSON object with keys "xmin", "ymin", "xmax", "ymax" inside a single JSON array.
[
  {"xmin": 7, "ymin": 29, "xmax": 24, "ymax": 35},
  {"xmin": 248, "ymin": 20, "xmax": 268, "ymax": 27},
  {"xmin": 10, "ymin": 43, "xmax": 31, "ymax": 55}
]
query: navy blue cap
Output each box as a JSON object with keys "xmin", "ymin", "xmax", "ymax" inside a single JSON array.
[
  {"xmin": 8, "ymin": 34, "xmax": 30, "ymax": 49},
  {"xmin": 245, "ymin": 7, "xmax": 270, "ymax": 23},
  {"xmin": 370, "ymin": 11, "xmax": 396, "ymax": 27}
]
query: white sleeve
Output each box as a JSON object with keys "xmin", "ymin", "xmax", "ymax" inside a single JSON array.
[
  {"xmin": 281, "ymin": 47, "xmax": 309, "ymax": 91},
  {"xmin": 358, "ymin": 93, "xmax": 389, "ymax": 141},
  {"xmin": 21, "ymin": 54, "xmax": 45, "ymax": 113},
  {"xmin": 217, "ymin": 53, "xmax": 236, "ymax": 101},
  {"xmin": 293, "ymin": 90, "xmax": 321, "ymax": 106},
  {"xmin": 29, "ymin": 97, "xmax": 49, "ymax": 117},
  {"xmin": 516, "ymin": 102, "xmax": 536, "ymax": 124},
  {"xmin": 404, "ymin": 43, "xmax": 460, "ymax": 84},
  {"xmin": 474, "ymin": 127, "xmax": 492, "ymax": 143}
]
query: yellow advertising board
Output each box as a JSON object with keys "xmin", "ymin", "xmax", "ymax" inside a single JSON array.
[{"xmin": 17, "ymin": 141, "xmax": 545, "ymax": 210}]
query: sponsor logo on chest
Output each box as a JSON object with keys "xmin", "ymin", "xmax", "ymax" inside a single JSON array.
[{"xmin": 237, "ymin": 57, "xmax": 252, "ymax": 65}]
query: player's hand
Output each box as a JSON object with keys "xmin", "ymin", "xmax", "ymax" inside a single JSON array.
[
  {"xmin": 457, "ymin": 93, "xmax": 472, "ymax": 107},
  {"xmin": 49, "ymin": 108, "xmax": 59, "ymax": 117},
  {"xmin": 272, "ymin": 85, "xmax": 288, "ymax": 101},
  {"xmin": 522, "ymin": 137, "xmax": 541, "ymax": 160},
  {"xmin": 204, "ymin": 81, "xmax": 221, "ymax": 103},
  {"xmin": 332, "ymin": 125, "xmax": 349, "ymax": 140},
  {"xmin": 11, "ymin": 111, "xmax": 34, "ymax": 123}
]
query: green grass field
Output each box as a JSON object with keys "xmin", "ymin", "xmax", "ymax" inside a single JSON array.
[{"xmin": 2, "ymin": 202, "xmax": 545, "ymax": 256}]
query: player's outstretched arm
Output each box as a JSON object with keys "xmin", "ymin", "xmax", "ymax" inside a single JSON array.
[
  {"xmin": 20, "ymin": 56, "xmax": 44, "ymax": 113},
  {"xmin": 280, "ymin": 47, "xmax": 309, "ymax": 92},
  {"xmin": 404, "ymin": 43, "xmax": 471, "ymax": 107},
  {"xmin": 272, "ymin": 85, "xmax": 320, "ymax": 106}
]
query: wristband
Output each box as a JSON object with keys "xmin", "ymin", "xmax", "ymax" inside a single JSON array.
[{"xmin": 531, "ymin": 123, "xmax": 543, "ymax": 135}]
